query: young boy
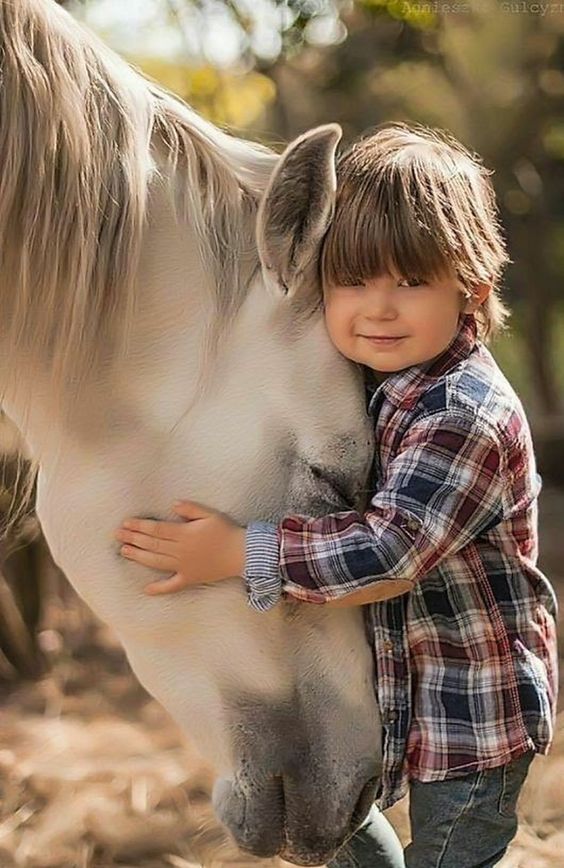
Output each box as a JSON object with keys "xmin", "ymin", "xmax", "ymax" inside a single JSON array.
[{"xmin": 115, "ymin": 123, "xmax": 558, "ymax": 868}]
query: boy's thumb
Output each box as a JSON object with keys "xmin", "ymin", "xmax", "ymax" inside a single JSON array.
[{"xmin": 173, "ymin": 500, "xmax": 212, "ymax": 520}]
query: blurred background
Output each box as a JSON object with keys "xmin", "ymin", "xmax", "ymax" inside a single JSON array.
[{"xmin": 0, "ymin": 1, "xmax": 563, "ymax": 865}]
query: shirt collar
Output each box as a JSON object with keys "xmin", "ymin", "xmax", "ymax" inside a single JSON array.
[{"xmin": 367, "ymin": 314, "xmax": 478, "ymax": 414}]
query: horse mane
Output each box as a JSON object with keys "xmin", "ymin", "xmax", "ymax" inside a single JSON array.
[{"xmin": 0, "ymin": 0, "xmax": 278, "ymax": 395}]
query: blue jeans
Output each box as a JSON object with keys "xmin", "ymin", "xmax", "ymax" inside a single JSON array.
[{"xmin": 327, "ymin": 751, "xmax": 533, "ymax": 868}]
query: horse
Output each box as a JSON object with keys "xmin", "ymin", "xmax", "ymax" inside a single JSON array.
[{"xmin": 0, "ymin": 1, "xmax": 381, "ymax": 863}]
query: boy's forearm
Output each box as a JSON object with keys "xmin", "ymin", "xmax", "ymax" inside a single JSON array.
[
  {"xmin": 322, "ymin": 578, "xmax": 413, "ymax": 607},
  {"xmin": 244, "ymin": 522, "xmax": 415, "ymax": 610}
]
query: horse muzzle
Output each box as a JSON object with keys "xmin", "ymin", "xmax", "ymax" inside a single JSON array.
[{"xmin": 212, "ymin": 762, "xmax": 381, "ymax": 865}]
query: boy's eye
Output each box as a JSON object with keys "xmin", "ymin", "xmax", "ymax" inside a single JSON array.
[
  {"xmin": 340, "ymin": 278, "xmax": 365, "ymax": 287},
  {"xmin": 398, "ymin": 276, "xmax": 426, "ymax": 288}
]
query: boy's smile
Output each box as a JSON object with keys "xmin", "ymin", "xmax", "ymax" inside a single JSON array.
[
  {"xmin": 323, "ymin": 271, "xmax": 490, "ymax": 373},
  {"xmin": 360, "ymin": 335, "xmax": 408, "ymax": 348}
]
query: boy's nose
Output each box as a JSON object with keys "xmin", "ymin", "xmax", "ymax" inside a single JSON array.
[
  {"xmin": 358, "ymin": 275, "xmax": 401, "ymax": 319},
  {"xmin": 363, "ymin": 297, "xmax": 399, "ymax": 320}
]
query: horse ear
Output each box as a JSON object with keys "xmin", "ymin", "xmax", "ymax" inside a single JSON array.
[{"xmin": 256, "ymin": 124, "xmax": 342, "ymax": 299}]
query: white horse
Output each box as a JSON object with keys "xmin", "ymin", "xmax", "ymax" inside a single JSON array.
[{"xmin": 0, "ymin": 1, "xmax": 381, "ymax": 863}]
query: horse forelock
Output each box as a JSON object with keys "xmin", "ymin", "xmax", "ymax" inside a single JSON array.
[{"xmin": 0, "ymin": 0, "xmax": 277, "ymax": 402}]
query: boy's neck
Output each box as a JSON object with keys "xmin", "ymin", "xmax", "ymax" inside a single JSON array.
[
  {"xmin": 370, "ymin": 370, "xmax": 390, "ymax": 385},
  {"xmin": 362, "ymin": 366, "xmax": 390, "ymax": 388}
]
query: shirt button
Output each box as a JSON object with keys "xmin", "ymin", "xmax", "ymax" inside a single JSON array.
[
  {"xmin": 405, "ymin": 518, "xmax": 420, "ymax": 533},
  {"xmin": 383, "ymin": 710, "xmax": 398, "ymax": 724},
  {"xmin": 383, "ymin": 640, "xmax": 394, "ymax": 653}
]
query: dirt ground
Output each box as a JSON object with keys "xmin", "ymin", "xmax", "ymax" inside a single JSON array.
[{"xmin": 1, "ymin": 487, "xmax": 563, "ymax": 868}]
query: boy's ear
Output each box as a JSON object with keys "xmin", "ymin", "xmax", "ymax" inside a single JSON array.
[
  {"xmin": 256, "ymin": 124, "xmax": 342, "ymax": 300},
  {"xmin": 463, "ymin": 282, "xmax": 492, "ymax": 313}
]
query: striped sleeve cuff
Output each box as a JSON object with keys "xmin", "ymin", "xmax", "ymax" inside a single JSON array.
[{"xmin": 244, "ymin": 521, "xmax": 282, "ymax": 612}]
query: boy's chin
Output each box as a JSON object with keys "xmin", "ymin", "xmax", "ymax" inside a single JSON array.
[{"xmin": 363, "ymin": 358, "xmax": 410, "ymax": 373}]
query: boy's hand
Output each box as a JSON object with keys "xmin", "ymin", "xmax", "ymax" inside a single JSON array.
[{"xmin": 115, "ymin": 501, "xmax": 246, "ymax": 596}]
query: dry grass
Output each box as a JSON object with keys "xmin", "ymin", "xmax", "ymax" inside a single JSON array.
[
  {"xmin": 0, "ymin": 617, "xmax": 297, "ymax": 868},
  {"xmin": 0, "ymin": 486, "xmax": 563, "ymax": 868}
]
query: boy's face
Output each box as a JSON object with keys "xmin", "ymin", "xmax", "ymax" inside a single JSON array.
[{"xmin": 322, "ymin": 270, "xmax": 490, "ymax": 374}]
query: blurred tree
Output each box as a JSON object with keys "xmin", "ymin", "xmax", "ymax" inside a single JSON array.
[
  {"xmin": 266, "ymin": 0, "xmax": 564, "ymax": 420},
  {"xmin": 0, "ymin": 421, "xmax": 47, "ymax": 683},
  {"xmin": 58, "ymin": 0, "xmax": 349, "ymax": 134},
  {"xmin": 58, "ymin": 0, "xmax": 564, "ymax": 422},
  {"xmin": 57, "ymin": 1, "xmax": 272, "ymax": 128}
]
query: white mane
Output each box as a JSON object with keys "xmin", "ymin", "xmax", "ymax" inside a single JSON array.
[{"xmin": 0, "ymin": 0, "xmax": 277, "ymax": 396}]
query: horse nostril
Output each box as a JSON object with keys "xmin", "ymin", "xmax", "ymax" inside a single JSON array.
[
  {"xmin": 309, "ymin": 464, "xmax": 352, "ymax": 505},
  {"xmin": 350, "ymin": 776, "xmax": 379, "ymax": 831}
]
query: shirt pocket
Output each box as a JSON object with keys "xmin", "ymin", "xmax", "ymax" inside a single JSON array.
[
  {"xmin": 511, "ymin": 636, "xmax": 554, "ymax": 726},
  {"xmin": 511, "ymin": 638, "xmax": 554, "ymax": 744},
  {"xmin": 512, "ymin": 638, "xmax": 548, "ymax": 688}
]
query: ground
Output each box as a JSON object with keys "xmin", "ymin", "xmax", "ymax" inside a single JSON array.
[{"xmin": 0, "ymin": 487, "xmax": 563, "ymax": 868}]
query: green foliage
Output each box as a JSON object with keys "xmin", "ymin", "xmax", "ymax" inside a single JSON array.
[
  {"xmin": 492, "ymin": 303, "xmax": 564, "ymax": 416},
  {"xmin": 543, "ymin": 122, "xmax": 564, "ymax": 161},
  {"xmin": 361, "ymin": 0, "xmax": 436, "ymax": 29},
  {"xmin": 132, "ymin": 57, "xmax": 276, "ymax": 126}
]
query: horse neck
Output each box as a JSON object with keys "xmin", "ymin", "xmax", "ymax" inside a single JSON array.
[
  {"xmin": 1, "ymin": 162, "xmax": 362, "ymax": 485},
  {"xmin": 0, "ymin": 178, "xmax": 230, "ymax": 458},
  {"xmin": 0, "ymin": 181, "xmax": 297, "ymax": 465}
]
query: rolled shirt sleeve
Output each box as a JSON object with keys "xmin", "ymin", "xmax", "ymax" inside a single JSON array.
[
  {"xmin": 244, "ymin": 521, "xmax": 281, "ymax": 611},
  {"xmin": 244, "ymin": 409, "xmax": 507, "ymax": 611}
]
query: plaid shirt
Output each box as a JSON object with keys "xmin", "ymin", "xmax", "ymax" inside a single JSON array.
[{"xmin": 244, "ymin": 314, "xmax": 558, "ymax": 810}]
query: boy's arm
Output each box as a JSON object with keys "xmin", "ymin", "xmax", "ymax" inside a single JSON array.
[
  {"xmin": 244, "ymin": 409, "xmax": 511, "ymax": 611},
  {"xmin": 244, "ymin": 522, "xmax": 412, "ymax": 609}
]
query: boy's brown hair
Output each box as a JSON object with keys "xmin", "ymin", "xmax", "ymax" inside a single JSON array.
[{"xmin": 320, "ymin": 123, "xmax": 511, "ymax": 342}]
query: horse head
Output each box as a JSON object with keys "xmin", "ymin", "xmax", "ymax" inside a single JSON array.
[{"xmin": 0, "ymin": 1, "xmax": 380, "ymax": 863}]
